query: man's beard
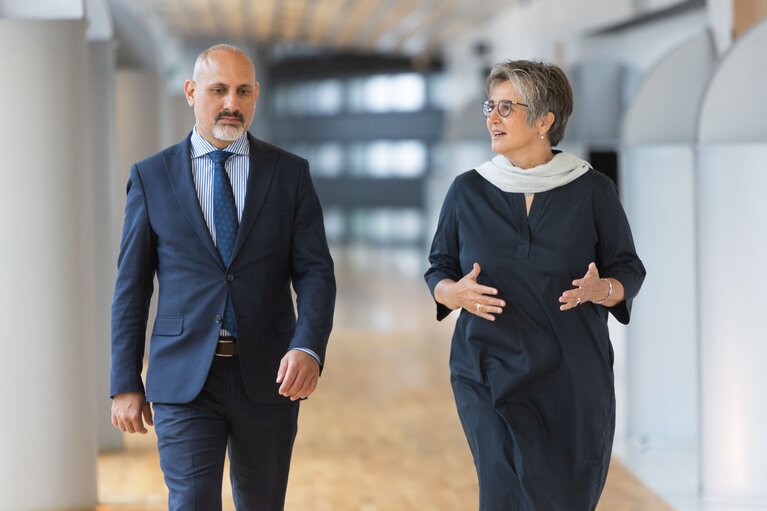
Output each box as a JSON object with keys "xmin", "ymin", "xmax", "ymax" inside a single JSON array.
[{"xmin": 213, "ymin": 123, "xmax": 245, "ymax": 142}]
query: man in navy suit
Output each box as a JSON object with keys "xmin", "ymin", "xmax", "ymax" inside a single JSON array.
[{"xmin": 109, "ymin": 44, "xmax": 336, "ymax": 510}]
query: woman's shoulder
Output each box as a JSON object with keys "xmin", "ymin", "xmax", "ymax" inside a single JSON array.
[
  {"xmin": 451, "ymin": 169, "xmax": 488, "ymax": 192},
  {"xmin": 579, "ymin": 168, "xmax": 614, "ymax": 186},
  {"xmin": 445, "ymin": 169, "xmax": 492, "ymax": 202},
  {"xmin": 571, "ymin": 168, "xmax": 619, "ymax": 196},
  {"xmin": 454, "ymin": 168, "xmax": 482, "ymax": 183}
]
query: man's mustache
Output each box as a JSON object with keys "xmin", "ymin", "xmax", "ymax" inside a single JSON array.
[{"xmin": 216, "ymin": 110, "xmax": 244, "ymax": 122}]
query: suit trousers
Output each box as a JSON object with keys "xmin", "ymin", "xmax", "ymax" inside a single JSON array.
[{"xmin": 153, "ymin": 356, "xmax": 300, "ymax": 511}]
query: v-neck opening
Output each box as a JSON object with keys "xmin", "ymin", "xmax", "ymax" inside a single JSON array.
[{"xmin": 523, "ymin": 191, "xmax": 545, "ymax": 233}]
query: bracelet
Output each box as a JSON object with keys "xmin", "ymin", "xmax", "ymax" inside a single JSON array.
[{"xmin": 594, "ymin": 278, "xmax": 613, "ymax": 305}]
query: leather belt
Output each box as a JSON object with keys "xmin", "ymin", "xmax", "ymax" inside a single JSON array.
[{"xmin": 215, "ymin": 338, "xmax": 238, "ymax": 357}]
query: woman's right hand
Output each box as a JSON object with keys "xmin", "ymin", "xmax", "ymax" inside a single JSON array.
[{"xmin": 434, "ymin": 263, "xmax": 505, "ymax": 321}]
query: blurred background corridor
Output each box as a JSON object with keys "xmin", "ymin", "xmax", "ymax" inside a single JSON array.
[{"xmin": 2, "ymin": 0, "xmax": 767, "ymax": 510}]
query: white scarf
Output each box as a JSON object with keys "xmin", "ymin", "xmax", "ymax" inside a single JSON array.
[{"xmin": 475, "ymin": 152, "xmax": 592, "ymax": 194}]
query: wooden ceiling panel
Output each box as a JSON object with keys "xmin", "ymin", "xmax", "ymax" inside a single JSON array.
[
  {"xmin": 361, "ymin": 0, "xmax": 420, "ymax": 51},
  {"xmin": 280, "ymin": 0, "xmax": 309, "ymax": 40},
  {"xmin": 139, "ymin": 0, "xmax": 495, "ymax": 57},
  {"xmin": 331, "ymin": 0, "xmax": 382, "ymax": 48},
  {"xmin": 252, "ymin": 0, "xmax": 276, "ymax": 41},
  {"xmin": 217, "ymin": 0, "xmax": 246, "ymax": 40},
  {"xmin": 305, "ymin": 0, "xmax": 345, "ymax": 44},
  {"xmin": 187, "ymin": 0, "xmax": 217, "ymax": 36}
]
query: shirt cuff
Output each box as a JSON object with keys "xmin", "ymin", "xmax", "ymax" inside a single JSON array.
[{"xmin": 291, "ymin": 347, "xmax": 321, "ymax": 365}]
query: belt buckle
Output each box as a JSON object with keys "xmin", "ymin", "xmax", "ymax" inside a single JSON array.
[{"xmin": 215, "ymin": 338, "xmax": 235, "ymax": 357}]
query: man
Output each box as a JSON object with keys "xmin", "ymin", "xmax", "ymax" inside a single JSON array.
[{"xmin": 110, "ymin": 44, "xmax": 336, "ymax": 510}]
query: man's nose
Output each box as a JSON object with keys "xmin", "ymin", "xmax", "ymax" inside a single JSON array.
[{"xmin": 223, "ymin": 90, "xmax": 239, "ymax": 110}]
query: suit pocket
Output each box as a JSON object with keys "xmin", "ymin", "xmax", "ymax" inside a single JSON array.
[
  {"xmin": 273, "ymin": 312, "xmax": 296, "ymax": 333},
  {"xmin": 152, "ymin": 315, "xmax": 183, "ymax": 336}
]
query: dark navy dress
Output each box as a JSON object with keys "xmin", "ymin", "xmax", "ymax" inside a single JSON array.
[{"xmin": 425, "ymin": 169, "xmax": 645, "ymax": 510}]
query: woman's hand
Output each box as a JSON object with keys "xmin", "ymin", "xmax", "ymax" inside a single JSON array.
[
  {"xmin": 559, "ymin": 262, "xmax": 623, "ymax": 310},
  {"xmin": 435, "ymin": 263, "xmax": 505, "ymax": 321}
]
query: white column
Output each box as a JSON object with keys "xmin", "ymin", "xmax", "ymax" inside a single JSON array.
[
  {"xmin": 0, "ymin": 19, "xmax": 97, "ymax": 510},
  {"xmin": 162, "ymin": 93, "xmax": 195, "ymax": 148},
  {"xmin": 87, "ymin": 40, "xmax": 123, "ymax": 452},
  {"xmin": 708, "ymin": 0, "xmax": 734, "ymax": 53},
  {"xmin": 115, "ymin": 70, "xmax": 162, "ymax": 203},
  {"xmin": 620, "ymin": 32, "xmax": 715, "ymax": 447},
  {"xmin": 84, "ymin": 0, "xmax": 122, "ymax": 453},
  {"xmin": 697, "ymin": 18, "xmax": 767, "ymax": 506}
]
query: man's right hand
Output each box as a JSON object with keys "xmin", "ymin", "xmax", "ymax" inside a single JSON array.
[{"xmin": 111, "ymin": 391, "xmax": 153, "ymax": 434}]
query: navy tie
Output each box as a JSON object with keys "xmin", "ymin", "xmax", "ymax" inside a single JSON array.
[{"xmin": 209, "ymin": 150, "xmax": 238, "ymax": 336}]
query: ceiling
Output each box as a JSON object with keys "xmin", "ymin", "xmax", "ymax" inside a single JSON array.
[{"xmin": 139, "ymin": 0, "xmax": 503, "ymax": 56}]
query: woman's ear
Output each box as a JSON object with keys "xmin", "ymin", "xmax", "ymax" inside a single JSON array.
[{"xmin": 538, "ymin": 112, "xmax": 555, "ymax": 134}]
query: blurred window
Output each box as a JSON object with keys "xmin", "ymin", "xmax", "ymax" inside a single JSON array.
[
  {"xmin": 428, "ymin": 73, "xmax": 450, "ymax": 109},
  {"xmin": 348, "ymin": 208, "xmax": 423, "ymax": 243},
  {"xmin": 348, "ymin": 73, "xmax": 426, "ymax": 113},
  {"xmin": 349, "ymin": 140, "xmax": 427, "ymax": 177},
  {"xmin": 314, "ymin": 142, "xmax": 344, "ymax": 177},
  {"xmin": 313, "ymin": 79, "xmax": 344, "ymax": 115},
  {"xmin": 275, "ymin": 80, "xmax": 344, "ymax": 116},
  {"xmin": 322, "ymin": 207, "xmax": 346, "ymax": 243},
  {"xmin": 288, "ymin": 143, "xmax": 344, "ymax": 177}
]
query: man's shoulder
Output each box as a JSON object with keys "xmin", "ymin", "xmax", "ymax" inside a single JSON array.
[{"xmin": 250, "ymin": 137, "xmax": 307, "ymax": 168}]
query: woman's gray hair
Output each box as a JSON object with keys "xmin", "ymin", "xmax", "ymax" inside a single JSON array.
[{"xmin": 485, "ymin": 60, "xmax": 573, "ymax": 146}]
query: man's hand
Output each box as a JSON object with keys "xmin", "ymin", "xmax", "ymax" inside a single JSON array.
[
  {"xmin": 276, "ymin": 349, "xmax": 320, "ymax": 401},
  {"xmin": 111, "ymin": 391, "xmax": 153, "ymax": 434}
]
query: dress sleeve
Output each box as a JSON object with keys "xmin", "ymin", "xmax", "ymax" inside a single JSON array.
[
  {"xmin": 425, "ymin": 180, "xmax": 463, "ymax": 321},
  {"xmin": 594, "ymin": 180, "xmax": 646, "ymax": 324}
]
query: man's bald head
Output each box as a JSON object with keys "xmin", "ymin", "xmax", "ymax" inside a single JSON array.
[{"xmin": 192, "ymin": 44, "xmax": 256, "ymax": 82}]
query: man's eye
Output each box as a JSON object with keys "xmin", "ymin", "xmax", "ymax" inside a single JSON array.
[
  {"xmin": 211, "ymin": 88, "xmax": 224, "ymax": 95},
  {"xmin": 239, "ymin": 89, "xmax": 251, "ymax": 96}
]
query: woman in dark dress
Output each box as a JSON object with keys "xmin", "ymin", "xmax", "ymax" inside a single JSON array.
[{"xmin": 425, "ymin": 60, "xmax": 645, "ymax": 510}]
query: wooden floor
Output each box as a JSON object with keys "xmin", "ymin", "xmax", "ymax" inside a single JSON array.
[{"xmin": 97, "ymin": 246, "xmax": 672, "ymax": 511}]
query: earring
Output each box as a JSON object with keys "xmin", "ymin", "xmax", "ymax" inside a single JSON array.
[{"xmin": 540, "ymin": 133, "xmax": 545, "ymax": 139}]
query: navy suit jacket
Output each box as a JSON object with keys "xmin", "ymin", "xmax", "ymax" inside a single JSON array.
[{"xmin": 110, "ymin": 133, "xmax": 336, "ymax": 404}]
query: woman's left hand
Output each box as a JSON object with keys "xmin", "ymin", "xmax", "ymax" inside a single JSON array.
[{"xmin": 559, "ymin": 262, "xmax": 610, "ymax": 311}]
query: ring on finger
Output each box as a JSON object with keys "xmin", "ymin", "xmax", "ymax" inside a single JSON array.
[
  {"xmin": 576, "ymin": 297, "xmax": 582, "ymax": 305},
  {"xmin": 476, "ymin": 303, "xmax": 482, "ymax": 312}
]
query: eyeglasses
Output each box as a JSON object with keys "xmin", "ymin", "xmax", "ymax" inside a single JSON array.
[{"xmin": 482, "ymin": 99, "xmax": 528, "ymax": 118}]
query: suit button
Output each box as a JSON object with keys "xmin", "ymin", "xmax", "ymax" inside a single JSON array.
[
  {"xmin": 226, "ymin": 274, "xmax": 235, "ymax": 282},
  {"xmin": 215, "ymin": 315, "xmax": 222, "ymax": 324}
]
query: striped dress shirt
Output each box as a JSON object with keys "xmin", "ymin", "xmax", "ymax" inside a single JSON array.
[{"xmin": 189, "ymin": 127, "xmax": 319, "ymax": 363}]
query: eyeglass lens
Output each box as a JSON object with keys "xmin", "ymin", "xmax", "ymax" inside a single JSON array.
[{"xmin": 483, "ymin": 100, "xmax": 513, "ymax": 117}]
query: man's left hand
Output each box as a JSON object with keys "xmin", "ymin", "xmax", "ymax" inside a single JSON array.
[{"xmin": 276, "ymin": 349, "xmax": 320, "ymax": 401}]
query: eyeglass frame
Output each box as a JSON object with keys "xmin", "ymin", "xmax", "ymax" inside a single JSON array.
[{"xmin": 482, "ymin": 99, "xmax": 529, "ymax": 118}]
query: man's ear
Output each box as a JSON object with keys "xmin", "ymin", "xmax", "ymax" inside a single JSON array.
[{"xmin": 183, "ymin": 79, "xmax": 196, "ymax": 107}]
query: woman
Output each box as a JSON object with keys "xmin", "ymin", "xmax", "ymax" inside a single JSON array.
[{"xmin": 425, "ymin": 60, "xmax": 645, "ymax": 510}]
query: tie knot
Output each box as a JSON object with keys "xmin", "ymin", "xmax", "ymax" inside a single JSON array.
[{"xmin": 208, "ymin": 150, "xmax": 234, "ymax": 166}]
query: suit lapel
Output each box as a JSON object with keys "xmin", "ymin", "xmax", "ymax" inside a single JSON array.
[
  {"xmin": 163, "ymin": 135, "xmax": 225, "ymax": 270},
  {"xmin": 231, "ymin": 135, "xmax": 277, "ymax": 262}
]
